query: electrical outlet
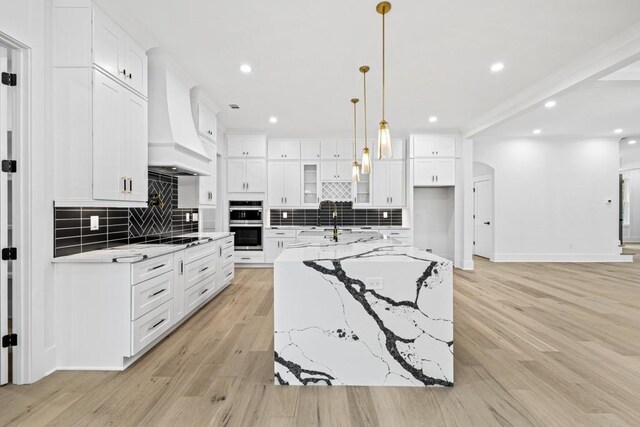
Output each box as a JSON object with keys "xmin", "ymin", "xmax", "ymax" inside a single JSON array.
[
  {"xmin": 185, "ymin": 213, "xmax": 190, "ymax": 222},
  {"xmin": 364, "ymin": 277, "xmax": 383, "ymax": 290},
  {"xmin": 90, "ymin": 216, "xmax": 99, "ymax": 231},
  {"xmin": 383, "ymin": 211, "xmax": 388, "ymax": 219},
  {"xmin": 192, "ymin": 213, "xmax": 199, "ymax": 221},
  {"xmin": 283, "ymin": 212, "xmax": 288, "ymax": 219}
]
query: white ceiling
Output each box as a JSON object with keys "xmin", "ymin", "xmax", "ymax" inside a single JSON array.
[{"xmin": 102, "ymin": 0, "xmax": 640, "ymax": 136}]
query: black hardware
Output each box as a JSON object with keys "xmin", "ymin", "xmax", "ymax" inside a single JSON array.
[
  {"xmin": 1, "ymin": 160, "xmax": 16, "ymax": 173},
  {"xmin": 149, "ymin": 263, "xmax": 166, "ymax": 271},
  {"xmin": 1, "ymin": 72, "xmax": 16, "ymax": 86},
  {"xmin": 200, "ymin": 288, "xmax": 208, "ymax": 295},
  {"xmin": 150, "ymin": 289, "xmax": 166, "ymax": 297},
  {"xmin": 129, "ymin": 179, "xmax": 132, "ymax": 193},
  {"xmin": 484, "ymin": 222, "xmax": 491, "ymax": 225},
  {"xmin": 150, "ymin": 319, "xmax": 166, "ymax": 329},
  {"xmin": 127, "ymin": 72, "xmax": 132, "ymax": 79},
  {"xmin": 2, "ymin": 333, "xmax": 17, "ymax": 348},
  {"xmin": 2, "ymin": 247, "xmax": 17, "ymax": 261},
  {"xmin": 199, "ymin": 266, "xmax": 209, "ymax": 273},
  {"xmin": 473, "ymin": 241, "xmax": 476, "ymax": 245}
]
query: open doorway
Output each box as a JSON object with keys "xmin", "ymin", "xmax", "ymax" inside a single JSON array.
[{"xmin": 473, "ymin": 162, "xmax": 494, "ymax": 260}]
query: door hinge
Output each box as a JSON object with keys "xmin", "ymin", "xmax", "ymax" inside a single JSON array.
[
  {"xmin": 1, "ymin": 72, "xmax": 17, "ymax": 87},
  {"xmin": 2, "ymin": 334, "xmax": 17, "ymax": 348},
  {"xmin": 1, "ymin": 160, "xmax": 16, "ymax": 173},
  {"xmin": 2, "ymin": 247, "xmax": 17, "ymax": 261}
]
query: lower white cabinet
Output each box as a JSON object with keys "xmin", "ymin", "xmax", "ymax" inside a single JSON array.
[
  {"xmin": 53, "ymin": 236, "xmax": 235, "ymax": 370},
  {"xmin": 265, "ymin": 229, "xmax": 297, "ymax": 263},
  {"xmin": 414, "ymin": 159, "xmax": 455, "ymax": 187}
]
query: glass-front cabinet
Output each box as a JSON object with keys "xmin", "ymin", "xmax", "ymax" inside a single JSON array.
[{"xmin": 302, "ymin": 162, "xmax": 321, "ymax": 206}]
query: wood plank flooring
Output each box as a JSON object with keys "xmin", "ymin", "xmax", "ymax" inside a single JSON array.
[{"xmin": 1, "ymin": 254, "xmax": 640, "ymax": 426}]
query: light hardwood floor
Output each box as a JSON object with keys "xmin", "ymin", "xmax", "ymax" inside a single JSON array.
[{"xmin": 1, "ymin": 254, "xmax": 640, "ymax": 426}]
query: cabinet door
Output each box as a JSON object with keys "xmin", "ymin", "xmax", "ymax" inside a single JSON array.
[
  {"xmin": 387, "ymin": 160, "xmax": 405, "ymax": 206},
  {"xmin": 412, "ymin": 136, "xmax": 435, "ymax": 157},
  {"xmin": 435, "ymin": 159, "xmax": 456, "ymax": 186},
  {"xmin": 92, "ymin": 8, "xmax": 123, "ymax": 80},
  {"xmin": 227, "ymin": 159, "xmax": 246, "ymax": 193},
  {"xmin": 372, "ymin": 161, "xmax": 389, "ymax": 206},
  {"xmin": 244, "ymin": 137, "xmax": 267, "ymax": 158},
  {"xmin": 93, "ymin": 70, "xmax": 124, "ymax": 201},
  {"xmin": 264, "ymin": 238, "xmax": 281, "ymax": 264},
  {"xmin": 123, "ymin": 35, "xmax": 147, "ymax": 97},
  {"xmin": 206, "ymin": 108, "xmax": 217, "ymax": 141},
  {"xmin": 268, "ymin": 140, "xmax": 284, "ymax": 160},
  {"xmin": 122, "ymin": 89, "xmax": 148, "ymax": 202},
  {"xmin": 173, "ymin": 252, "xmax": 186, "ymax": 322},
  {"xmin": 227, "ymin": 138, "xmax": 246, "ymax": 158},
  {"xmin": 320, "ymin": 162, "xmax": 336, "ymax": 181},
  {"xmin": 391, "ymin": 139, "xmax": 406, "ymax": 159},
  {"xmin": 335, "ymin": 139, "xmax": 352, "ymax": 160},
  {"xmin": 335, "ymin": 161, "xmax": 352, "ymax": 181},
  {"xmin": 413, "ymin": 159, "xmax": 437, "ymax": 186},
  {"xmin": 320, "ymin": 140, "xmax": 336, "ymax": 160},
  {"xmin": 197, "ymin": 102, "xmax": 208, "ymax": 137},
  {"xmin": 300, "ymin": 140, "xmax": 321, "ymax": 159},
  {"xmin": 245, "ymin": 159, "xmax": 266, "ymax": 192},
  {"xmin": 283, "ymin": 140, "xmax": 300, "ymax": 160},
  {"xmin": 432, "ymin": 136, "xmax": 456, "ymax": 157},
  {"xmin": 302, "ymin": 162, "xmax": 320, "ymax": 206},
  {"xmin": 268, "ymin": 161, "xmax": 284, "ymax": 206},
  {"xmin": 199, "ymin": 141, "xmax": 216, "ymax": 205},
  {"xmin": 283, "ymin": 162, "xmax": 301, "ymax": 206}
]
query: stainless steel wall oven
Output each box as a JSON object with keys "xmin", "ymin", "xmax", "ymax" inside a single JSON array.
[{"xmin": 229, "ymin": 201, "xmax": 263, "ymax": 250}]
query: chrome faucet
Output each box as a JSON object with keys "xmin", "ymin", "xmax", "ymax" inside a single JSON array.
[{"xmin": 318, "ymin": 200, "xmax": 339, "ymax": 242}]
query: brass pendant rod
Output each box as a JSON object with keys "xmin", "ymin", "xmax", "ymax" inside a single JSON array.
[
  {"xmin": 352, "ymin": 99, "xmax": 358, "ymax": 158},
  {"xmin": 363, "ymin": 70, "xmax": 368, "ymax": 148},
  {"xmin": 382, "ymin": 10, "xmax": 385, "ymax": 122}
]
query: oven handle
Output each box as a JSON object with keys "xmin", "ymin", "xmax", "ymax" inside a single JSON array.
[
  {"xmin": 229, "ymin": 207, "xmax": 262, "ymax": 211},
  {"xmin": 229, "ymin": 223, "xmax": 264, "ymax": 228}
]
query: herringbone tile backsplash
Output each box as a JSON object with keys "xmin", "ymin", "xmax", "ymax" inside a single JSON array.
[{"xmin": 54, "ymin": 172, "xmax": 199, "ymax": 257}]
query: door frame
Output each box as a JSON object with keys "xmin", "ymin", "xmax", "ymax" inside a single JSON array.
[
  {"xmin": 0, "ymin": 31, "xmax": 31, "ymax": 384},
  {"xmin": 473, "ymin": 174, "xmax": 494, "ymax": 260}
]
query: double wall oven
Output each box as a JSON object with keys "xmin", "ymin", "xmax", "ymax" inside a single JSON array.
[{"xmin": 229, "ymin": 201, "xmax": 263, "ymax": 251}]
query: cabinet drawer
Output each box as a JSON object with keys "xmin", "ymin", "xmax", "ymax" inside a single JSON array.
[
  {"xmin": 185, "ymin": 241, "xmax": 218, "ymax": 263},
  {"xmin": 221, "ymin": 245, "xmax": 234, "ymax": 267},
  {"xmin": 236, "ymin": 253, "xmax": 263, "ymax": 263},
  {"xmin": 131, "ymin": 300, "xmax": 173, "ymax": 354},
  {"xmin": 221, "ymin": 263, "xmax": 234, "ymax": 285},
  {"xmin": 131, "ymin": 271, "xmax": 174, "ymax": 320},
  {"xmin": 221, "ymin": 236, "xmax": 234, "ymax": 249},
  {"xmin": 380, "ymin": 229, "xmax": 411, "ymax": 239},
  {"xmin": 185, "ymin": 253, "xmax": 217, "ymax": 290},
  {"xmin": 131, "ymin": 253, "xmax": 174, "ymax": 285},
  {"xmin": 265, "ymin": 229, "xmax": 297, "ymax": 238},
  {"xmin": 184, "ymin": 274, "xmax": 217, "ymax": 315}
]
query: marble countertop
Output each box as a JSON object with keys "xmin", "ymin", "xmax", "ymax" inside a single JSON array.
[
  {"xmin": 52, "ymin": 232, "xmax": 233, "ymax": 264},
  {"xmin": 277, "ymin": 236, "xmax": 451, "ymax": 265},
  {"xmin": 266, "ymin": 226, "xmax": 411, "ymax": 230}
]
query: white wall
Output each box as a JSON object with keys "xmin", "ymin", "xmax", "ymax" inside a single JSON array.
[
  {"xmin": 474, "ymin": 137, "xmax": 625, "ymax": 262},
  {"xmin": 623, "ymin": 169, "xmax": 640, "ymax": 242}
]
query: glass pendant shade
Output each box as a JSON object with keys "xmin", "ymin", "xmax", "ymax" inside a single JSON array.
[
  {"xmin": 352, "ymin": 161, "xmax": 361, "ymax": 182},
  {"xmin": 377, "ymin": 120, "xmax": 392, "ymax": 159},
  {"xmin": 361, "ymin": 146, "xmax": 372, "ymax": 174}
]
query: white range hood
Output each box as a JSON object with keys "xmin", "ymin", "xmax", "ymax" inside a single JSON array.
[{"xmin": 147, "ymin": 49, "xmax": 212, "ymax": 176}]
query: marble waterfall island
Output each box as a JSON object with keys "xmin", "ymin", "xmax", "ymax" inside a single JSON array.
[{"xmin": 274, "ymin": 237, "xmax": 453, "ymax": 387}]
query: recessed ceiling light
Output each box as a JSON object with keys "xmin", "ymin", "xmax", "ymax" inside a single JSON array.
[
  {"xmin": 614, "ymin": 128, "xmax": 624, "ymax": 134},
  {"xmin": 629, "ymin": 140, "xmax": 637, "ymax": 145},
  {"xmin": 428, "ymin": 116, "xmax": 438, "ymax": 123},
  {"xmin": 533, "ymin": 129, "xmax": 542, "ymax": 135},
  {"xmin": 490, "ymin": 62, "xmax": 505, "ymax": 73},
  {"xmin": 544, "ymin": 100, "xmax": 557, "ymax": 108},
  {"xmin": 269, "ymin": 116, "xmax": 278, "ymax": 124},
  {"xmin": 239, "ymin": 64, "xmax": 252, "ymax": 74}
]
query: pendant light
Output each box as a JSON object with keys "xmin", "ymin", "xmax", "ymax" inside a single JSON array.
[
  {"xmin": 359, "ymin": 66, "xmax": 372, "ymax": 174},
  {"xmin": 351, "ymin": 98, "xmax": 361, "ymax": 182},
  {"xmin": 376, "ymin": 1, "xmax": 393, "ymax": 159}
]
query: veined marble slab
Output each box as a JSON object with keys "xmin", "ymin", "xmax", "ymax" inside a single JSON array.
[{"xmin": 274, "ymin": 237, "xmax": 453, "ymax": 387}]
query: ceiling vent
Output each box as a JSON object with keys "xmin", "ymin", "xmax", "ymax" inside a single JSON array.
[{"xmin": 229, "ymin": 104, "xmax": 240, "ymax": 109}]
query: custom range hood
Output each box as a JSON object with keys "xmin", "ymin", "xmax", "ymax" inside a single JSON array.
[{"xmin": 148, "ymin": 48, "xmax": 212, "ymax": 176}]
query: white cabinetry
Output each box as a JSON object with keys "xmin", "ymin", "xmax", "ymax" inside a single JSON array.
[
  {"xmin": 227, "ymin": 135, "xmax": 267, "ymax": 158},
  {"xmin": 265, "ymin": 230, "xmax": 296, "ymax": 263},
  {"xmin": 321, "ymin": 161, "xmax": 352, "ymax": 181},
  {"xmin": 194, "ymin": 102, "xmax": 217, "ymax": 142},
  {"xmin": 228, "ymin": 159, "xmax": 267, "ymax": 193},
  {"xmin": 300, "ymin": 140, "xmax": 321, "ymax": 159},
  {"xmin": 414, "ymin": 159, "xmax": 455, "ymax": 187},
  {"xmin": 268, "ymin": 139, "xmax": 300, "ymax": 160},
  {"xmin": 372, "ymin": 160, "xmax": 406, "ymax": 207},
  {"xmin": 268, "ymin": 162, "xmax": 301, "ymax": 207},
  {"xmin": 178, "ymin": 139, "xmax": 217, "ymax": 207},
  {"xmin": 302, "ymin": 162, "xmax": 321, "ymax": 206},
  {"xmin": 321, "ymin": 139, "xmax": 351, "ymax": 160},
  {"xmin": 412, "ymin": 135, "xmax": 456, "ymax": 158}
]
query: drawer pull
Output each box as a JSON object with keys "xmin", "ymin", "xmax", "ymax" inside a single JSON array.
[
  {"xmin": 150, "ymin": 288, "xmax": 166, "ymax": 297},
  {"xmin": 199, "ymin": 266, "xmax": 209, "ymax": 273},
  {"xmin": 226, "ymin": 254, "xmax": 233, "ymax": 259},
  {"xmin": 149, "ymin": 318, "xmax": 166, "ymax": 331},
  {"xmin": 226, "ymin": 271, "xmax": 233, "ymax": 278},
  {"xmin": 148, "ymin": 264, "xmax": 166, "ymax": 271},
  {"xmin": 200, "ymin": 288, "xmax": 209, "ymax": 295},
  {"xmin": 241, "ymin": 257, "xmax": 250, "ymax": 260}
]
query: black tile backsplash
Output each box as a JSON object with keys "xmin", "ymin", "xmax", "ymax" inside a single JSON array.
[
  {"xmin": 54, "ymin": 172, "xmax": 199, "ymax": 257},
  {"xmin": 269, "ymin": 202, "xmax": 402, "ymax": 227}
]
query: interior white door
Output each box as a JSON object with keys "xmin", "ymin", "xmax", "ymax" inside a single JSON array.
[
  {"xmin": 474, "ymin": 179, "xmax": 493, "ymax": 259},
  {"xmin": 0, "ymin": 46, "xmax": 9, "ymax": 385}
]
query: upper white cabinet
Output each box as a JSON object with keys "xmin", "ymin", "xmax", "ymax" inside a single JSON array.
[
  {"xmin": 227, "ymin": 159, "xmax": 266, "ymax": 193},
  {"xmin": 300, "ymin": 140, "xmax": 321, "ymax": 160},
  {"xmin": 92, "ymin": 7, "xmax": 147, "ymax": 97},
  {"xmin": 191, "ymin": 89, "xmax": 218, "ymax": 143},
  {"xmin": 372, "ymin": 160, "xmax": 406, "ymax": 207},
  {"xmin": 268, "ymin": 162, "xmax": 301, "ymax": 207},
  {"xmin": 321, "ymin": 139, "xmax": 352, "ymax": 160},
  {"xmin": 268, "ymin": 139, "xmax": 300, "ymax": 160},
  {"xmin": 414, "ymin": 159, "xmax": 455, "ymax": 187},
  {"xmin": 412, "ymin": 135, "xmax": 456, "ymax": 158},
  {"xmin": 321, "ymin": 161, "xmax": 352, "ymax": 181},
  {"xmin": 227, "ymin": 135, "xmax": 267, "ymax": 158},
  {"xmin": 178, "ymin": 140, "xmax": 217, "ymax": 207}
]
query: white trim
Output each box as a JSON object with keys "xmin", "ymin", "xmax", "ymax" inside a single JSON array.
[{"xmin": 492, "ymin": 253, "xmax": 634, "ymax": 263}]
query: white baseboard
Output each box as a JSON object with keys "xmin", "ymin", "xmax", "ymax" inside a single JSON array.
[
  {"xmin": 492, "ymin": 253, "xmax": 634, "ymax": 263},
  {"xmin": 459, "ymin": 259, "xmax": 474, "ymax": 270}
]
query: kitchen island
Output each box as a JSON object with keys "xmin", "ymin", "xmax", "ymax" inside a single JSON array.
[{"xmin": 274, "ymin": 236, "xmax": 453, "ymax": 387}]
